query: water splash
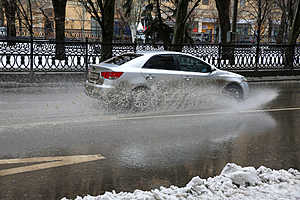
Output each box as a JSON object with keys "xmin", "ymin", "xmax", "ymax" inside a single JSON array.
[{"xmin": 96, "ymin": 85, "xmax": 279, "ymax": 115}]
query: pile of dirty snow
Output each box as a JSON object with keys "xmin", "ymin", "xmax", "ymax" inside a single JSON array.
[{"xmin": 62, "ymin": 163, "xmax": 300, "ymax": 200}]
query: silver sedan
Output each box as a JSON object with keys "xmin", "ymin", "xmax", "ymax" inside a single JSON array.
[{"xmin": 85, "ymin": 51, "xmax": 249, "ymax": 111}]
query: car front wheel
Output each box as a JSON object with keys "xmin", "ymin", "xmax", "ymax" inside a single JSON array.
[{"xmin": 223, "ymin": 84, "xmax": 243, "ymax": 100}]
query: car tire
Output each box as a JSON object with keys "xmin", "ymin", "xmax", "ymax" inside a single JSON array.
[
  {"xmin": 131, "ymin": 87, "xmax": 158, "ymax": 112},
  {"xmin": 103, "ymin": 89, "xmax": 132, "ymax": 112},
  {"xmin": 223, "ymin": 84, "xmax": 243, "ymax": 100}
]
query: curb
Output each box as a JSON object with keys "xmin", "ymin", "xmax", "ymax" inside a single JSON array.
[
  {"xmin": 247, "ymin": 76, "xmax": 300, "ymax": 82},
  {"xmin": 0, "ymin": 73, "xmax": 86, "ymax": 88},
  {"xmin": 0, "ymin": 81, "xmax": 84, "ymax": 89}
]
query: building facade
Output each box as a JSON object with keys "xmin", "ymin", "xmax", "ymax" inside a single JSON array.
[{"xmin": 1, "ymin": 0, "xmax": 294, "ymax": 43}]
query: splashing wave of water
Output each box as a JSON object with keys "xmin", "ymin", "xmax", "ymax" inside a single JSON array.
[{"xmin": 94, "ymin": 86, "xmax": 279, "ymax": 115}]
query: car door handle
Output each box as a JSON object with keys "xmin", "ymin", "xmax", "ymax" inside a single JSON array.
[
  {"xmin": 184, "ymin": 76, "xmax": 192, "ymax": 81},
  {"xmin": 145, "ymin": 74, "xmax": 155, "ymax": 80}
]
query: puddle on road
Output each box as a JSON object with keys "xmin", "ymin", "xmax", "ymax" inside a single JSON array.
[
  {"xmin": 113, "ymin": 87, "xmax": 279, "ymax": 169},
  {"xmin": 3, "ymin": 84, "xmax": 300, "ymax": 200}
]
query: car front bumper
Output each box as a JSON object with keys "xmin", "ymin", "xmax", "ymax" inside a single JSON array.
[{"xmin": 240, "ymin": 81, "xmax": 250, "ymax": 99}]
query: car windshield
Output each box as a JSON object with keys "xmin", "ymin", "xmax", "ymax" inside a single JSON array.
[{"xmin": 104, "ymin": 54, "xmax": 142, "ymax": 65}]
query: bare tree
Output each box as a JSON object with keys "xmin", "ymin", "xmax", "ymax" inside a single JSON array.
[
  {"xmin": 286, "ymin": 0, "xmax": 300, "ymax": 68},
  {"xmin": 3, "ymin": 0, "xmax": 17, "ymax": 38},
  {"xmin": 15, "ymin": 0, "xmax": 34, "ymax": 37},
  {"xmin": 52, "ymin": 0, "xmax": 68, "ymax": 60},
  {"xmin": 288, "ymin": 0, "xmax": 300, "ymax": 44},
  {"xmin": 140, "ymin": 0, "xmax": 202, "ymax": 49},
  {"xmin": 35, "ymin": 0, "xmax": 54, "ymax": 39},
  {"xmin": 231, "ymin": 0, "xmax": 238, "ymax": 42},
  {"xmin": 0, "ymin": 1, "xmax": 4, "ymax": 27},
  {"xmin": 79, "ymin": 0, "xmax": 116, "ymax": 61},
  {"xmin": 117, "ymin": 0, "xmax": 143, "ymax": 42},
  {"xmin": 215, "ymin": 0, "xmax": 236, "ymax": 64},
  {"xmin": 239, "ymin": 0, "xmax": 275, "ymax": 43},
  {"xmin": 239, "ymin": 0, "xmax": 275, "ymax": 68},
  {"xmin": 274, "ymin": 0, "xmax": 286, "ymax": 43},
  {"xmin": 215, "ymin": 0, "xmax": 231, "ymax": 44},
  {"xmin": 141, "ymin": 0, "xmax": 172, "ymax": 48},
  {"xmin": 274, "ymin": 0, "xmax": 298, "ymax": 43},
  {"xmin": 13, "ymin": 0, "xmax": 54, "ymax": 38},
  {"xmin": 171, "ymin": 0, "xmax": 202, "ymax": 51}
]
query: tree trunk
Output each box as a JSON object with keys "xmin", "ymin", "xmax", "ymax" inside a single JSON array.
[
  {"xmin": 171, "ymin": 0, "xmax": 189, "ymax": 52},
  {"xmin": 52, "ymin": 0, "xmax": 67, "ymax": 60},
  {"xmin": 215, "ymin": 0, "xmax": 230, "ymax": 44},
  {"xmin": 215, "ymin": 0, "xmax": 234, "ymax": 64},
  {"xmin": 268, "ymin": 17, "xmax": 272, "ymax": 43},
  {"xmin": 101, "ymin": 0, "xmax": 115, "ymax": 61},
  {"xmin": 288, "ymin": 0, "xmax": 300, "ymax": 44},
  {"xmin": 286, "ymin": 0, "xmax": 300, "ymax": 69},
  {"xmin": 231, "ymin": 0, "xmax": 238, "ymax": 43},
  {"xmin": 276, "ymin": 12, "xmax": 286, "ymax": 44},
  {"xmin": 0, "ymin": 1, "xmax": 4, "ymax": 27},
  {"xmin": 255, "ymin": 0, "xmax": 262, "ymax": 71},
  {"xmin": 3, "ymin": 0, "xmax": 16, "ymax": 39}
]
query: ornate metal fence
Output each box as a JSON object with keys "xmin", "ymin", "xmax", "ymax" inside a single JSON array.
[{"xmin": 0, "ymin": 38, "xmax": 299, "ymax": 73}]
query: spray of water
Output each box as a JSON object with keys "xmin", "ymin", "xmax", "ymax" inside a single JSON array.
[{"xmin": 94, "ymin": 84, "xmax": 278, "ymax": 115}]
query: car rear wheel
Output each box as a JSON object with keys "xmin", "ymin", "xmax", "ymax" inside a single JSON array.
[
  {"xmin": 105, "ymin": 90, "xmax": 131, "ymax": 112},
  {"xmin": 223, "ymin": 84, "xmax": 243, "ymax": 100},
  {"xmin": 131, "ymin": 87, "xmax": 159, "ymax": 112}
]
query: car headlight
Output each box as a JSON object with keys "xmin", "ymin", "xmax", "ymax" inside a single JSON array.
[{"xmin": 241, "ymin": 77, "xmax": 247, "ymax": 82}]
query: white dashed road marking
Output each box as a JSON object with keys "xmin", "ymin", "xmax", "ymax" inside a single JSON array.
[{"xmin": 0, "ymin": 154, "xmax": 105, "ymax": 176}]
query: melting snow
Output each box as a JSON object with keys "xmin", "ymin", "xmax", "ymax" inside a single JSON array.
[{"xmin": 62, "ymin": 163, "xmax": 300, "ymax": 200}]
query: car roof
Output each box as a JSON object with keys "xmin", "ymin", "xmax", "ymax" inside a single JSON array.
[
  {"xmin": 139, "ymin": 51, "xmax": 192, "ymax": 57},
  {"xmin": 118, "ymin": 51, "xmax": 213, "ymax": 69}
]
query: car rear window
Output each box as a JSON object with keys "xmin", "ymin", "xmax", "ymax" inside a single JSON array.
[{"xmin": 104, "ymin": 54, "xmax": 142, "ymax": 65}]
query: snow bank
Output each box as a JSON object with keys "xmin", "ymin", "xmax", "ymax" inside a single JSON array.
[{"xmin": 62, "ymin": 163, "xmax": 300, "ymax": 200}]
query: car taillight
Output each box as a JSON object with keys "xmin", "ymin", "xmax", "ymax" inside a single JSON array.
[{"xmin": 100, "ymin": 72, "xmax": 124, "ymax": 80}]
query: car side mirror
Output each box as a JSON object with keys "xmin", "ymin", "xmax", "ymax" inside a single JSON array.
[{"xmin": 210, "ymin": 66, "xmax": 216, "ymax": 73}]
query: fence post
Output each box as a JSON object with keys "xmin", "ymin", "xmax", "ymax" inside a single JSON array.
[
  {"xmin": 133, "ymin": 41, "xmax": 137, "ymax": 53},
  {"xmin": 290, "ymin": 44, "xmax": 295, "ymax": 71},
  {"xmin": 30, "ymin": 37, "xmax": 34, "ymax": 81},
  {"xmin": 255, "ymin": 41, "xmax": 260, "ymax": 72},
  {"xmin": 218, "ymin": 43, "xmax": 221, "ymax": 69},
  {"xmin": 85, "ymin": 37, "xmax": 89, "ymax": 75}
]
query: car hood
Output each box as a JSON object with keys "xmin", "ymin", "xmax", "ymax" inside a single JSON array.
[{"xmin": 214, "ymin": 69, "xmax": 244, "ymax": 79}]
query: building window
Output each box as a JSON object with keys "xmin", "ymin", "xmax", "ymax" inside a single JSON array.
[{"xmin": 202, "ymin": 0, "xmax": 209, "ymax": 5}]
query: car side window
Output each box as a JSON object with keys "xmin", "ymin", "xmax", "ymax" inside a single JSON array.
[
  {"xmin": 175, "ymin": 55, "xmax": 211, "ymax": 73},
  {"xmin": 143, "ymin": 55, "xmax": 179, "ymax": 70}
]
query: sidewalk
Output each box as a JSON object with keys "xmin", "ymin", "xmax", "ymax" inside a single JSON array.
[
  {"xmin": 0, "ymin": 73, "xmax": 86, "ymax": 88},
  {"xmin": 247, "ymin": 75, "xmax": 300, "ymax": 82},
  {"xmin": 1, "ymin": 72, "xmax": 300, "ymax": 88}
]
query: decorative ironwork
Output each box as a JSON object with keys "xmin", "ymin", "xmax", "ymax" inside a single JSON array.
[{"xmin": 0, "ymin": 38, "xmax": 299, "ymax": 73}]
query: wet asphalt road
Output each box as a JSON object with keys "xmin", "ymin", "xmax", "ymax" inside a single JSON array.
[{"xmin": 0, "ymin": 81, "xmax": 300, "ymax": 200}]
